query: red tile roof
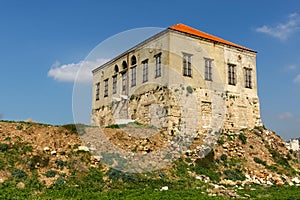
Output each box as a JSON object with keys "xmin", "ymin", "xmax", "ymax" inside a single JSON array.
[{"xmin": 169, "ymin": 23, "xmax": 256, "ymax": 52}]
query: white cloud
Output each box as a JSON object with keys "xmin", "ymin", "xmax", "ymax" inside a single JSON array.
[
  {"xmin": 294, "ymin": 74, "xmax": 300, "ymax": 83},
  {"xmin": 287, "ymin": 64, "xmax": 297, "ymax": 71},
  {"xmin": 48, "ymin": 58, "xmax": 109, "ymax": 83},
  {"xmin": 256, "ymin": 13, "xmax": 300, "ymax": 40},
  {"xmin": 277, "ymin": 112, "xmax": 294, "ymax": 120}
]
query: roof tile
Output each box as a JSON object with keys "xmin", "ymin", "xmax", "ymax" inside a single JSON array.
[{"xmin": 169, "ymin": 23, "xmax": 255, "ymax": 52}]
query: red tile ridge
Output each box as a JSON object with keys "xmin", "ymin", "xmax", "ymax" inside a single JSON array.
[{"xmin": 169, "ymin": 23, "xmax": 256, "ymax": 52}]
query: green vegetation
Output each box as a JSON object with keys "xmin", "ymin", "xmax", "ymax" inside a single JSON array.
[
  {"xmin": 0, "ymin": 120, "xmax": 300, "ymax": 199},
  {"xmin": 253, "ymin": 157, "xmax": 267, "ymax": 166},
  {"xmin": 223, "ymin": 169, "xmax": 245, "ymax": 181},
  {"xmin": 0, "ymin": 142, "xmax": 9, "ymax": 152},
  {"xmin": 61, "ymin": 123, "xmax": 87, "ymax": 135},
  {"xmin": 45, "ymin": 170, "xmax": 57, "ymax": 178},
  {"xmin": 191, "ymin": 151, "xmax": 221, "ymax": 182},
  {"xmin": 238, "ymin": 132, "xmax": 247, "ymax": 144},
  {"xmin": 11, "ymin": 169, "xmax": 27, "ymax": 179},
  {"xmin": 186, "ymin": 86, "xmax": 193, "ymax": 94}
]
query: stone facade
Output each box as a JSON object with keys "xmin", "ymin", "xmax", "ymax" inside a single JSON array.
[{"xmin": 91, "ymin": 24, "xmax": 262, "ymax": 133}]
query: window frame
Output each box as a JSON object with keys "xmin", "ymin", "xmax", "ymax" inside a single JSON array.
[
  {"xmin": 183, "ymin": 53, "xmax": 192, "ymax": 77},
  {"xmin": 245, "ymin": 68, "xmax": 252, "ymax": 89},
  {"xmin": 131, "ymin": 66, "xmax": 137, "ymax": 87},
  {"xmin": 122, "ymin": 71, "xmax": 127, "ymax": 94},
  {"xmin": 95, "ymin": 82, "xmax": 100, "ymax": 101},
  {"xmin": 112, "ymin": 75, "xmax": 117, "ymax": 94},
  {"xmin": 104, "ymin": 79, "xmax": 109, "ymax": 97},
  {"xmin": 228, "ymin": 64, "xmax": 236, "ymax": 85},
  {"xmin": 204, "ymin": 58, "xmax": 213, "ymax": 81},
  {"xmin": 154, "ymin": 53, "xmax": 162, "ymax": 78},
  {"xmin": 142, "ymin": 59, "xmax": 148, "ymax": 83}
]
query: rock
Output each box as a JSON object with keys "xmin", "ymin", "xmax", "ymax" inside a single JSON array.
[
  {"xmin": 17, "ymin": 182, "xmax": 25, "ymax": 189},
  {"xmin": 220, "ymin": 179, "xmax": 235, "ymax": 186},
  {"xmin": 195, "ymin": 175, "xmax": 202, "ymax": 180},
  {"xmin": 160, "ymin": 186, "xmax": 168, "ymax": 191},
  {"xmin": 292, "ymin": 177, "xmax": 300, "ymax": 184},
  {"xmin": 92, "ymin": 156, "xmax": 101, "ymax": 162},
  {"xmin": 266, "ymin": 181, "xmax": 273, "ymax": 185},
  {"xmin": 43, "ymin": 147, "xmax": 50, "ymax": 151},
  {"xmin": 0, "ymin": 178, "xmax": 3, "ymax": 183},
  {"xmin": 245, "ymin": 174, "xmax": 251, "ymax": 180},
  {"xmin": 289, "ymin": 182, "xmax": 294, "ymax": 186},
  {"xmin": 78, "ymin": 146, "xmax": 89, "ymax": 152},
  {"xmin": 275, "ymin": 179, "xmax": 284, "ymax": 186},
  {"xmin": 50, "ymin": 150, "xmax": 57, "ymax": 155},
  {"xmin": 185, "ymin": 150, "xmax": 193, "ymax": 156}
]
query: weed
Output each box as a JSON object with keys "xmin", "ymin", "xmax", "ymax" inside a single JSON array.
[
  {"xmin": 45, "ymin": 170, "xmax": 57, "ymax": 178},
  {"xmin": 192, "ymin": 151, "xmax": 221, "ymax": 182},
  {"xmin": 186, "ymin": 86, "xmax": 193, "ymax": 94},
  {"xmin": 217, "ymin": 137, "xmax": 225, "ymax": 145},
  {"xmin": 253, "ymin": 157, "xmax": 267, "ymax": 166},
  {"xmin": 62, "ymin": 124, "xmax": 86, "ymax": 135},
  {"xmin": 0, "ymin": 143, "xmax": 9, "ymax": 152},
  {"xmin": 238, "ymin": 133, "xmax": 247, "ymax": 144},
  {"xmin": 11, "ymin": 169, "xmax": 27, "ymax": 179},
  {"xmin": 220, "ymin": 154, "xmax": 227, "ymax": 162},
  {"xmin": 55, "ymin": 159, "xmax": 68, "ymax": 170},
  {"xmin": 223, "ymin": 169, "xmax": 245, "ymax": 181}
]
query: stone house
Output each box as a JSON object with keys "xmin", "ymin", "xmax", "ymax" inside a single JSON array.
[{"xmin": 91, "ymin": 23, "xmax": 262, "ymax": 134}]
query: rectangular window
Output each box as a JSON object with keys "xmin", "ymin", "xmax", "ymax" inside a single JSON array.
[
  {"xmin": 228, "ymin": 64, "xmax": 236, "ymax": 85},
  {"xmin": 131, "ymin": 66, "xmax": 136, "ymax": 87},
  {"xmin": 95, "ymin": 82, "xmax": 100, "ymax": 101},
  {"xmin": 245, "ymin": 68, "xmax": 252, "ymax": 88},
  {"xmin": 142, "ymin": 59, "xmax": 148, "ymax": 82},
  {"xmin": 183, "ymin": 53, "xmax": 192, "ymax": 77},
  {"xmin": 104, "ymin": 79, "xmax": 108, "ymax": 97},
  {"xmin": 122, "ymin": 71, "xmax": 127, "ymax": 94},
  {"xmin": 155, "ymin": 53, "xmax": 161, "ymax": 78},
  {"xmin": 112, "ymin": 75, "xmax": 117, "ymax": 94},
  {"xmin": 205, "ymin": 58, "xmax": 213, "ymax": 81}
]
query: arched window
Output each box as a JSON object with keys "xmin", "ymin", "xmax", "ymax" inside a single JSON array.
[
  {"xmin": 122, "ymin": 61, "xmax": 128, "ymax": 69},
  {"xmin": 131, "ymin": 55, "xmax": 137, "ymax": 66},
  {"xmin": 114, "ymin": 65, "xmax": 119, "ymax": 73}
]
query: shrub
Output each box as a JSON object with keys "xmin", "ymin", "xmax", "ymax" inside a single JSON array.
[
  {"xmin": 238, "ymin": 133, "xmax": 247, "ymax": 144},
  {"xmin": 220, "ymin": 154, "xmax": 227, "ymax": 162},
  {"xmin": 253, "ymin": 157, "xmax": 267, "ymax": 166},
  {"xmin": 105, "ymin": 124, "xmax": 121, "ymax": 129},
  {"xmin": 54, "ymin": 177, "xmax": 65, "ymax": 188},
  {"xmin": 11, "ymin": 169, "xmax": 27, "ymax": 179},
  {"xmin": 0, "ymin": 143, "xmax": 9, "ymax": 152},
  {"xmin": 16, "ymin": 125, "xmax": 23, "ymax": 130},
  {"xmin": 223, "ymin": 169, "xmax": 245, "ymax": 181},
  {"xmin": 29, "ymin": 155, "xmax": 49, "ymax": 170},
  {"xmin": 62, "ymin": 123, "xmax": 86, "ymax": 135},
  {"xmin": 55, "ymin": 159, "xmax": 68, "ymax": 170},
  {"xmin": 217, "ymin": 137, "xmax": 225, "ymax": 145},
  {"xmin": 106, "ymin": 168, "xmax": 138, "ymax": 182},
  {"xmin": 192, "ymin": 151, "xmax": 221, "ymax": 182},
  {"xmin": 45, "ymin": 170, "xmax": 57, "ymax": 178},
  {"xmin": 186, "ymin": 86, "xmax": 193, "ymax": 94}
]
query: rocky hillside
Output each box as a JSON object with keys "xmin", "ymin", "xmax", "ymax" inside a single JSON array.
[{"xmin": 0, "ymin": 120, "xmax": 300, "ymax": 199}]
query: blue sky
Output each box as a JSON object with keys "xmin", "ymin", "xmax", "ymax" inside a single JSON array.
[{"xmin": 0, "ymin": 0, "xmax": 300, "ymax": 140}]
